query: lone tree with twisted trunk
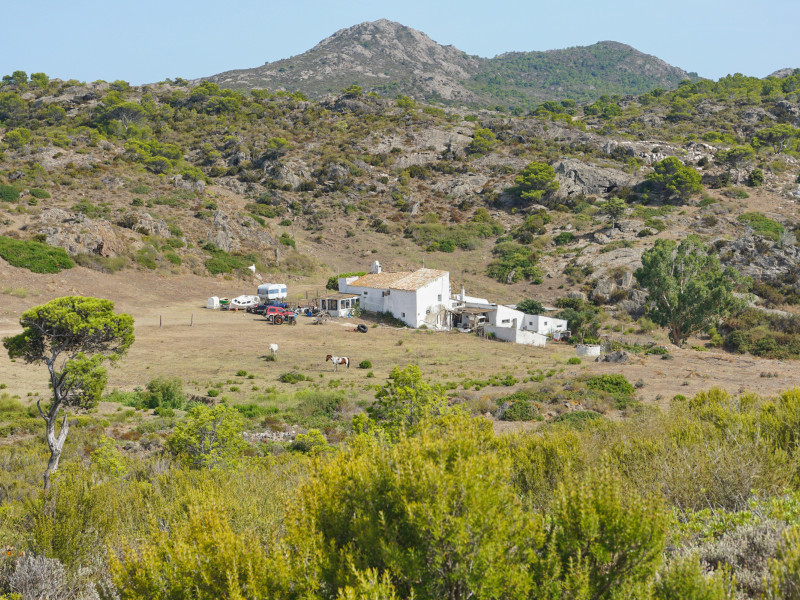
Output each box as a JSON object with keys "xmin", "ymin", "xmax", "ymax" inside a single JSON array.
[{"xmin": 3, "ymin": 296, "xmax": 134, "ymax": 488}]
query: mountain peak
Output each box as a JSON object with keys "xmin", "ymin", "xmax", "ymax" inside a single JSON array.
[{"xmin": 203, "ymin": 22, "xmax": 690, "ymax": 106}]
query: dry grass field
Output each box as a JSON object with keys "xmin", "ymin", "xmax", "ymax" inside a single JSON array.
[{"xmin": 2, "ymin": 259, "xmax": 799, "ymax": 431}]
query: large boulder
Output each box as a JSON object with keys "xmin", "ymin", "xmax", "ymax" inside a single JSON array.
[{"xmin": 550, "ymin": 159, "xmax": 642, "ymax": 205}]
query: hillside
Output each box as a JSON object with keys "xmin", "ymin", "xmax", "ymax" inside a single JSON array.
[
  {"xmin": 0, "ymin": 69, "xmax": 799, "ymax": 351},
  {"xmin": 203, "ymin": 19, "xmax": 691, "ymax": 107},
  {"xmin": 4, "ymin": 64, "xmax": 800, "ymax": 599}
]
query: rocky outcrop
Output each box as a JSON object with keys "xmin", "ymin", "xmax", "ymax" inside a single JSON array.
[
  {"xmin": 550, "ymin": 158, "xmax": 642, "ymax": 204},
  {"xmin": 369, "ymin": 127, "xmax": 473, "ymax": 161},
  {"xmin": 206, "ymin": 210, "xmax": 280, "ymax": 257},
  {"xmin": 170, "ymin": 175, "xmax": 206, "ymax": 194},
  {"xmin": 117, "ymin": 212, "xmax": 172, "ymax": 238},
  {"xmin": 596, "ymin": 350, "xmax": 629, "ymax": 363},
  {"xmin": 716, "ymin": 235, "xmax": 800, "ymax": 282},
  {"xmin": 771, "ymin": 100, "xmax": 800, "ymax": 126},
  {"xmin": 432, "ymin": 173, "xmax": 489, "ymax": 198},
  {"xmin": 36, "ymin": 208, "xmax": 126, "ymax": 257}
]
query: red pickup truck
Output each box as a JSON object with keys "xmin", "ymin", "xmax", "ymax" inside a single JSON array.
[{"xmin": 263, "ymin": 306, "xmax": 297, "ymax": 325}]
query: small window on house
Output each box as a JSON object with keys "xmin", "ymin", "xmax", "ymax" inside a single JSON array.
[
  {"xmin": 438, "ymin": 294, "xmax": 442, "ymax": 301},
  {"xmin": 364, "ymin": 291, "xmax": 368, "ymax": 296},
  {"xmin": 502, "ymin": 319, "xmax": 510, "ymax": 324},
  {"xmin": 402, "ymin": 312, "xmax": 405, "ymax": 318}
]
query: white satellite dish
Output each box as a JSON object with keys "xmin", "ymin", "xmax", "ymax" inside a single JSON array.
[{"xmin": 248, "ymin": 264, "xmax": 256, "ymax": 273}]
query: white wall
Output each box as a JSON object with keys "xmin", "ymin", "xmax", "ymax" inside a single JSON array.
[
  {"xmin": 485, "ymin": 326, "xmax": 547, "ymax": 347},
  {"xmin": 522, "ymin": 315, "xmax": 568, "ymax": 335},
  {"xmin": 490, "ymin": 305, "xmax": 526, "ymax": 330},
  {"xmin": 410, "ymin": 274, "xmax": 451, "ymax": 328}
]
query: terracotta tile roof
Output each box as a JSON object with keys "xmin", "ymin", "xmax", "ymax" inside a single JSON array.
[
  {"xmin": 348, "ymin": 271, "xmax": 413, "ymax": 289},
  {"xmin": 391, "ymin": 268, "xmax": 448, "ymax": 291},
  {"xmin": 349, "ymin": 268, "xmax": 447, "ymax": 292}
]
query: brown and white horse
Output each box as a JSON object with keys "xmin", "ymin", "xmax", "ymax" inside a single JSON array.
[{"xmin": 326, "ymin": 355, "xmax": 349, "ymax": 371}]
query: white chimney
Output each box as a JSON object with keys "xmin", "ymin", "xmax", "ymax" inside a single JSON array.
[{"xmin": 371, "ymin": 260, "xmax": 382, "ymax": 274}]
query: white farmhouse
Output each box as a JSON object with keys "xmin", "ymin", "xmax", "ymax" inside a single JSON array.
[{"xmin": 339, "ymin": 262, "xmax": 452, "ymax": 329}]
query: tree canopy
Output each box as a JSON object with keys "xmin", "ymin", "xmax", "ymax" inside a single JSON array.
[
  {"xmin": 634, "ymin": 237, "xmax": 745, "ymax": 346},
  {"xmin": 517, "ymin": 298, "xmax": 544, "ymax": 315},
  {"xmin": 646, "ymin": 157, "xmax": 702, "ymax": 202},
  {"xmin": 3, "ymin": 296, "xmax": 134, "ymax": 487},
  {"xmin": 514, "ymin": 161, "xmax": 559, "ymax": 203}
]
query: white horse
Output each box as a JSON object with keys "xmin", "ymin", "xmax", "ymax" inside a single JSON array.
[
  {"xmin": 326, "ymin": 354, "xmax": 349, "ymax": 371},
  {"xmin": 268, "ymin": 343, "xmax": 278, "ymax": 357}
]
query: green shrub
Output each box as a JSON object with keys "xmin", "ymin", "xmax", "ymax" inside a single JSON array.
[
  {"xmin": 0, "ymin": 184, "xmax": 20, "ymax": 202},
  {"xmin": 552, "ymin": 410, "xmax": 604, "ymax": 429},
  {"xmin": 202, "ymin": 243, "xmax": 259, "ymax": 276},
  {"xmin": 747, "ymin": 168, "xmax": 764, "ymax": 187},
  {"xmin": 0, "ymin": 236, "xmax": 74, "ymax": 273},
  {"xmin": 29, "ymin": 188, "xmax": 51, "ymax": 199},
  {"xmin": 358, "ymin": 360, "xmax": 372, "ymax": 369},
  {"xmin": 278, "ymin": 233, "xmax": 296, "ymax": 248},
  {"xmin": 279, "ymin": 371, "xmax": 307, "ymax": 384},
  {"xmin": 289, "ymin": 429, "xmax": 329, "ymax": 454},
  {"xmin": 724, "ymin": 187, "xmax": 750, "ymax": 199},
  {"xmin": 487, "ymin": 242, "xmax": 543, "ymax": 284},
  {"xmin": 568, "ymin": 357, "xmax": 582, "ymax": 365},
  {"xmin": 141, "ymin": 377, "xmax": 185, "ymax": 410},
  {"xmin": 737, "ymin": 212, "xmax": 784, "ymax": 241},
  {"xmin": 135, "ymin": 251, "xmax": 157, "ymax": 270},
  {"xmin": 234, "ymin": 403, "xmax": 270, "ymax": 419},
  {"xmin": 167, "ymin": 404, "xmax": 247, "ymax": 468},
  {"xmin": 553, "ymin": 231, "xmax": 576, "ymax": 246},
  {"xmin": 72, "ymin": 199, "xmax": 108, "ymax": 218},
  {"xmin": 207, "ymin": 389, "xmax": 220, "ymax": 397},
  {"xmin": 502, "ymin": 400, "xmax": 539, "ymax": 421},
  {"xmin": 587, "ymin": 374, "xmax": 635, "ymax": 396},
  {"xmin": 326, "ymin": 271, "xmax": 366, "ymax": 290}
]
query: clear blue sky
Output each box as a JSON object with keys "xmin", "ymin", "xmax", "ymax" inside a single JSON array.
[{"xmin": 3, "ymin": 0, "xmax": 797, "ymax": 85}]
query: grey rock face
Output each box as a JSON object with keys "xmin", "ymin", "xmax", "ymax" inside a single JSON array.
[
  {"xmin": 551, "ymin": 158, "xmax": 642, "ymax": 204},
  {"xmin": 432, "ymin": 173, "xmax": 489, "ymax": 198},
  {"xmin": 171, "ymin": 175, "xmax": 206, "ymax": 194},
  {"xmin": 717, "ymin": 234, "xmax": 800, "ymax": 281},
  {"xmin": 37, "ymin": 208, "xmax": 125, "ymax": 257},
  {"xmin": 118, "ymin": 212, "xmax": 172, "ymax": 238},
  {"xmin": 207, "ymin": 210, "xmax": 280, "ymax": 257}
]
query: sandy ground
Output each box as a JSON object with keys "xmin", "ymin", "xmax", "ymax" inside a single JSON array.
[{"xmin": 1, "ymin": 263, "xmax": 799, "ymax": 417}]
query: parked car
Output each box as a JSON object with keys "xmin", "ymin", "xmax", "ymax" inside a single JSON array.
[
  {"xmin": 248, "ymin": 300, "xmax": 289, "ymax": 314},
  {"xmin": 263, "ymin": 305, "xmax": 297, "ymax": 325}
]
